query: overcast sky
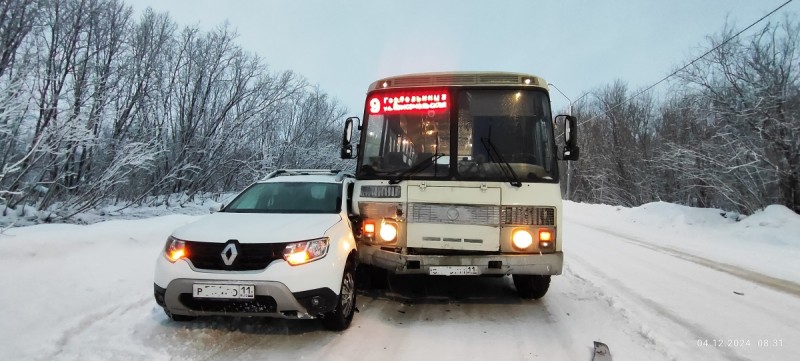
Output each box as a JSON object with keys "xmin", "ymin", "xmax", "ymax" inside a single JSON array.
[{"xmin": 123, "ymin": 0, "xmax": 798, "ymax": 116}]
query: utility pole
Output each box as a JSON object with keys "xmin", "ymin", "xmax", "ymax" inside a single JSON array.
[
  {"xmin": 548, "ymin": 83, "xmax": 573, "ymax": 200},
  {"xmin": 548, "ymin": 83, "xmax": 590, "ymax": 201}
]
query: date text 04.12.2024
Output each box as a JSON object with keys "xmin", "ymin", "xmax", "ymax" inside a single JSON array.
[{"xmin": 697, "ymin": 339, "xmax": 783, "ymax": 347}]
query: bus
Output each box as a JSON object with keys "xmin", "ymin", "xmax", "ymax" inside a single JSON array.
[{"xmin": 340, "ymin": 71, "xmax": 579, "ymax": 299}]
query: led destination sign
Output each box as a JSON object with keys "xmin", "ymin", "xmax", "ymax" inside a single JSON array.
[{"xmin": 368, "ymin": 90, "xmax": 449, "ymax": 114}]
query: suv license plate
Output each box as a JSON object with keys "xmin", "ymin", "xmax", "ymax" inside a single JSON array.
[
  {"xmin": 193, "ymin": 284, "xmax": 255, "ymax": 299},
  {"xmin": 429, "ymin": 266, "xmax": 481, "ymax": 276}
]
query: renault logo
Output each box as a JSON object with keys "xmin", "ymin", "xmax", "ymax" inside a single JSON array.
[{"xmin": 221, "ymin": 242, "xmax": 238, "ymax": 265}]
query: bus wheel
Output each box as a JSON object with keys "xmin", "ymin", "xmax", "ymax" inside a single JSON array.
[
  {"xmin": 356, "ymin": 264, "xmax": 388, "ymax": 290},
  {"xmin": 512, "ymin": 274, "xmax": 550, "ymax": 299}
]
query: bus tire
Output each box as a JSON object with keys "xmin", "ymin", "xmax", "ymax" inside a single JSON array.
[{"xmin": 512, "ymin": 274, "xmax": 550, "ymax": 299}]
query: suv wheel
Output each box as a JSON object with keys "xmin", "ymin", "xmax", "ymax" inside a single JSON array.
[{"xmin": 322, "ymin": 262, "xmax": 356, "ymax": 331}]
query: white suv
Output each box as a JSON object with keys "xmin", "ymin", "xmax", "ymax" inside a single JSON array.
[{"xmin": 154, "ymin": 170, "xmax": 358, "ymax": 330}]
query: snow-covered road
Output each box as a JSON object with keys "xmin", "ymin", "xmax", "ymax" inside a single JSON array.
[
  {"xmin": 1, "ymin": 202, "xmax": 798, "ymax": 360},
  {"xmin": 566, "ymin": 222, "xmax": 800, "ymax": 361}
]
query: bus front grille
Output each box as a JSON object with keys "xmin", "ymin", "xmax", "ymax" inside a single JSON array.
[{"xmin": 408, "ymin": 203, "xmax": 500, "ymax": 226}]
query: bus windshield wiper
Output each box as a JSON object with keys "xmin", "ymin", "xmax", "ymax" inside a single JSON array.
[
  {"xmin": 480, "ymin": 137, "xmax": 522, "ymax": 187},
  {"xmin": 389, "ymin": 153, "xmax": 445, "ymax": 184}
]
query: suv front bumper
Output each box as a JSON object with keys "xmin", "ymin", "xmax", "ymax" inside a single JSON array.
[
  {"xmin": 155, "ymin": 280, "xmax": 337, "ymax": 319},
  {"xmin": 360, "ymin": 246, "xmax": 563, "ymax": 275}
]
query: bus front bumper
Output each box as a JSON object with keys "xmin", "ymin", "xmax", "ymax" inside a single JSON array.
[{"xmin": 359, "ymin": 246, "xmax": 563, "ymax": 275}]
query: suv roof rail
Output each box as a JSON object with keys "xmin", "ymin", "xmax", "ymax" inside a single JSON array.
[
  {"xmin": 335, "ymin": 170, "xmax": 355, "ymax": 182},
  {"xmin": 261, "ymin": 169, "xmax": 342, "ymax": 180}
]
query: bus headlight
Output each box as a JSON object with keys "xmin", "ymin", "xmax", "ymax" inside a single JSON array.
[
  {"xmin": 379, "ymin": 222, "xmax": 398, "ymax": 242},
  {"xmin": 512, "ymin": 230, "xmax": 534, "ymax": 250}
]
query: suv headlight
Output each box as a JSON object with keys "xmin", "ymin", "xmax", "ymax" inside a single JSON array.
[
  {"xmin": 164, "ymin": 236, "xmax": 188, "ymax": 263},
  {"xmin": 283, "ymin": 237, "xmax": 329, "ymax": 266}
]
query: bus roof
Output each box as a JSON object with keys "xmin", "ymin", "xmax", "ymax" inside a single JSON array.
[{"xmin": 367, "ymin": 71, "xmax": 549, "ymax": 92}]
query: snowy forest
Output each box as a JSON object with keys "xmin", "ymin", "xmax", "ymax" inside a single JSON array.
[
  {"xmin": 0, "ymin": 0, "xmax": 349, "ymax": 219},
  {"xmin": 1, "ymin": 0, "xmax": 798, "ymax": 221},
  {"xmin": 562, "ymin": 17, "xmax": 799, "ymax": 214}
]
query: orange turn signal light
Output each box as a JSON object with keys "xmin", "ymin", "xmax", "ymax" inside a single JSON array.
[
  {"xmin": 167, "ymin": 249, "xmax": 185, "ymax": 262},
  {"xmin": 363, "ymin": 221, "xmax": 376, "ymax": 236},
  {"xmin": 538, "ymin": 228, "xmax": 554, "ymax": 250},
  {"xmin": 286, "ymin": 250, "xmax": 310, "ymax": 265},
  {"xmin": 538, "ymin": 228, "xmax": 552, "ymax": 242},
  {"xmin": 165, "ymin": 238, "xmax": 188, "ymax": 263}
]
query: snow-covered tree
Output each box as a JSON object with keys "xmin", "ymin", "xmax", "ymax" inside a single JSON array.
[{"xmin": 0, "ymin": 0, "xmax": 350, "ymax": 219}]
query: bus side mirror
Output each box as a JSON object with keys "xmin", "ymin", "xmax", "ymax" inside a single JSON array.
[
  {"xmin": 556, "ymin": 115, "xmax": 580, "ymax": 161},
  {"xmin": 341, "ymin": 117, "xmax": 359, "ymax": 159},
  {"xmin": 561, "ymin": 146, "xmax": 580, "ymax": 161}
]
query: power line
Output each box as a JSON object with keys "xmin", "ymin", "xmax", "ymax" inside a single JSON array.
[{"xmin": 578, "ymin": 0, "xmax": 794, "ymax": 126}]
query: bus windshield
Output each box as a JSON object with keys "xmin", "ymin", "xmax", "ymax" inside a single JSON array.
[{"xmin": 358, "ymin": 88, "xmax": 557, "ymax": 183}]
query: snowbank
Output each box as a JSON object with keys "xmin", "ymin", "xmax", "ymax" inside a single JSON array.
[
  {"xmin": 566, "ymin": 201, "xmax": 800, "ymax": 283},
  {"xmin": 0, "ymin": 192, "xmax": 236, "ymax": 229}
]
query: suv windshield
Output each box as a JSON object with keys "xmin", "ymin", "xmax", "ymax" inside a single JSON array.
[
  {"xmin": 357, "ymin": 88, "xmax": 556, "ymax": 182},
  {"xmin": 224, "ymin": 182, "xmax": 341, "ymax": 213}
]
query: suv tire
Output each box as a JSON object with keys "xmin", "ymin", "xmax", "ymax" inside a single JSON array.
[{"xmin": 322, "ymin": 261, "xmax": 356, "ymax": 331}]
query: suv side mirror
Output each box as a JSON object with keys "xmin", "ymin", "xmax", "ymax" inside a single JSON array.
[
  {"xmin": 210, "ymin": 203, "xmax": 225, "ymax": 213},
  {"xmin": 341, "ymin": 117, "xmax": 359, "ymax": 159},
  {"xmin": 556, "ymin": 115, "xmax": 580, "ymax": 161}
]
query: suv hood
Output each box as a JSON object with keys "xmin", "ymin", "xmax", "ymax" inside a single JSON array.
[{"xmin": 171, "ymin": 212, "xmax": 342, "ymax": 244}]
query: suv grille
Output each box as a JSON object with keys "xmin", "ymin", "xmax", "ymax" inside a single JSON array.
[
  {"xmin": 179, "ymin": 294, "xmax": 277, "ymax": 313},
  {"xmin": 184, "ymin": 241, "xmax": 287, "ymax": 271}
]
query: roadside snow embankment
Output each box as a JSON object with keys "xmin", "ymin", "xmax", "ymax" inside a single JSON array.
[
  {"xmin": 566, "ymin": 201, "xmax": 800, "ymax": 284},
  {"xmin": 0, "ymin": 192, "xmax": 235, "ymax": 228}
]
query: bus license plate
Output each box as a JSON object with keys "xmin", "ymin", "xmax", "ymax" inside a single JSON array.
[
  {"xmin": 193, "ymin": 284, "xmax": 255, "ymax": 299},
  {"xmin": 429, "ymin": 266, "xmax": 481, "ymax": 276}
]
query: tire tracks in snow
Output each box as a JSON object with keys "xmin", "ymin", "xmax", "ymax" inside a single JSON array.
[
  {"xmin": 560, "ymin": 263, "xmax": 675, "ymax": 359},
  {"xmin": 573, "ymin": 221, "xmax": 800, "ymax": 298},
  {"xmin": 556, "ymin": 264, "xmax": 679, "ymax": 360},
  {"xmin": 44, "ymin": 295, "xmax": 152, "ymax": 361},
  {"xmin": 565, "ymin": 241, "xmax": 749, "ymax": 361}
]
